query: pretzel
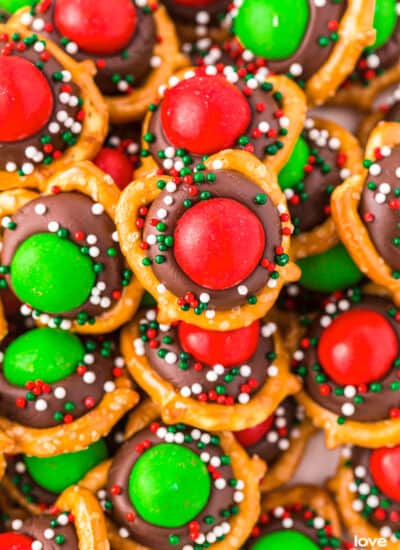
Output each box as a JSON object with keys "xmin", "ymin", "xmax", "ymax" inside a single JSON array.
[
  {"xmin": 137, "ymin": 68, "xmax": 306, "ymax": 177},
  {"xmin": 331, "ymin": 122, "xmax": 400, "ymax": 305},
  {"xmin": 305, "ymin": 0, "xmax": 375, "ymax": 106},
  {"xmin": 0, "ymin": 162, "xmax": 143, "ymax": 334},
  {"xmin": 331, "ymin": 57, "xmax": 400, "ymax": 113},
  {"xmin": 291, "ymin": 117, "xmax": 364, "ymax": 260},
  {"xmin": 261, "ymin": 485, "xmax": 342, "ymax": 536},
  {"xmin": 116, "ymin": 149, "xmax": 300, "ymax": 330},
  {"xmin": 55, "ymin": 486, "xmax": 110, "ymax": 550},
  {"xmin": 121, "ymin": 311, "xmax": 301, "ymax": 431},
  {"xmin": 329, "ymin": 458, "xmax": 400, "ymax": 550},
  {"xmin": 0, "ymin": 378, "xmax": 139, "ymax": 457},
  {"xmin": 0, "ymin": 22, "xmax": 108, "ymax": 192},
  {"xmin": 80, "ymin": 402, "xmax": 266, "ymax": 550}
]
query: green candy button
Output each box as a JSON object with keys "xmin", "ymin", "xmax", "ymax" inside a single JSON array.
[
  {"xmin": 372, "ymin": 0, "xmax": 397, "ymax": 49},
  {"xmin": 0, "ymin": 0, "xmax": 28, "ymax": 13},
  {"xmin": 251, "ymin": 530, "xmax": 319, "ymax": 550},
  {"xmin": 233, "ymin": 0, "xmax": 309, "ymax": 59},
  {"xmin": 3, "ymin": 327, "xmax": 84, "ymax": 387},
  {"xmin": 129, "ymin": 443, "xmax": 211, "ymax": 528},
  {"xmin": 278, "ymin": 136, "xmax": 310, "ymax": 190},
  {"xmin": 24, "ymin": 439, "xmax": 108, "ymax": 494},
  {"xmin": 297, "ymin": 243, "xmax": 363, "ymax": 293},
  {"xmin": 10, "ymin": 232, "xmax": 96, "ymax": 314}
]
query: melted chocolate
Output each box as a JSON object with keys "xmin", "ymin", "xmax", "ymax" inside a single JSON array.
[
  {"xmin": 163, "ymin": 0, "xmax": 229, "ymax": 26},
  {"xmin": 359, "ymin": 145, "xmax": 400, "ymax": 272}
]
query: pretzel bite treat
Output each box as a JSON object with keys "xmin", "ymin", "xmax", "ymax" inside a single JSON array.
[
  {"xmin": 10, "ymin": 0, "xmax": 188, "ymax": 122},
  {"xmin": 0, "ymin": 163, "xmax": 143, "ymax": 333},
  {"xmin": 243, "ymin": 485, "xmax": 347, "ymax": 550},
  {"xmin": 333, "ymin": 0, "xmax": 400, "ymax": 111},
  {"xmin": 139, "ymin": 65, "xmax": 306, "ymax": 177},
  {"xmin": 85, "ymin": 416, "xmax": 264, "ymax": 550},
  {"xmin": 278, "ymin": 116, "xmax": 363, "ymax": 259},
  {"xmin": 332, "ymin": 122, "xmax": 400, "ymax": 305},
  {"xmin": 234, "ymin": 398, "xmax": 315, "ymax": 492},
  {"xmin": 331, "ymin": 445, "xmax": 400, "ymax": 550},
  {"xmin": 220, "ymin": 0, "xmax": 374, "ymax": 106},
  {"xmin": 121, "ymin": 308, "xmax": 300, "ymax": 431},
  {"xmin": 0, "ymin": 485, "xmax": 109, "ymax": 550},
  {"xmin": 0, "ymin": 325, "xmax": 138, "ymax": 456},
  {"xmin": 0, "ymin": 25, "xmax": 107, "ymax": 191},
  {"xmin": 293, "ymin": 287, "xmax": 400, "ymax": 448},
  {"xmin": 117, "ymin": 150, "xmax": 300, "ymax": 329}
]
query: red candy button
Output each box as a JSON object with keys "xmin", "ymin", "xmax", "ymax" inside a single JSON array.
[
  {"xmin": 160, "ymin": 75, "xmax": 251, "ymax": 155},
  {"xmin": 234, "ymin": 415, "xmax": 274, "ymax": 447},
  {"xmin": 94, "ymin": 147, "xmax": 133, "ymax": 190},
  {"xmin": 370, "ymin": 446, "xmax": 400, "ymax": 501},
  {"xmin": 174, "ymin": 198, "xmax": 265, "ymax": 290},
  {"xmin": 317, "ymin": 309, "xmax": 398, "ymax": 385},
  {"xmin": 0, "ymin": 56, "xmax": 53, "ymax": 142},
  {"xmin": 0, "ymin": 533, "xmax": 34, "ymax": 550},
  {"xmin": 178, "ymin": 320, "xmax": 260, "ymax": 366},
  {"xmin": 54, "ymin": 0, "xmax": 137, "ymax": 55}
]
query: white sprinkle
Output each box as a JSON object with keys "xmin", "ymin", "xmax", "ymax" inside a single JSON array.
[
  {"xmin": 48, "ymin": 221, "xmax": 59, "ymax": 232},
  {"xmin": 83, "ymin": 371, "xmax": 96, "ymax": 384},
  {"xmin": 92, "ymin": 203, "xmax": 104, "ymax": 215},
  {"xmin": 34, "ymin": 203, "xmax": 47, "ymax": 215},
  {"xmin": 341, "ymin": 403, "xmax": 355, "ymax": 416}
]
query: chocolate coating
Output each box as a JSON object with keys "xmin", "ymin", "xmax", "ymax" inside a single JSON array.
[
  {"xmin": 359, "ymin": 146, "xmax": 400, "ymax": 272},
  {"xmin": 163, "ymin": 0, "xmax": 229, "ymax": 25}
]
